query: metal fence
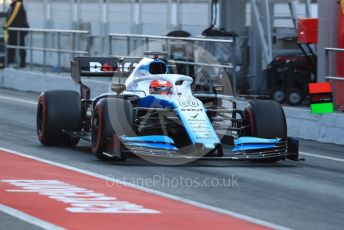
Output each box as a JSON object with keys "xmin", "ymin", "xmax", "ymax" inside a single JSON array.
[
  {"xmin": 5, "ymin": 29, "xmax": 238, "ymax": 94},
  {"xmin": 108, "ymin": 33, "xmax": 234, "ymax": 56},
  {"xmin": 5, "ymin": 27, "xmax": 90, "ymax": 72},
  {"xmin": 324, "ymin": 47, "xmax": 344, "ymax": 110}
]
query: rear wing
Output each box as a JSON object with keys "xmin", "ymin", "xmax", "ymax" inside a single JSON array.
[{"xmin": 71, "ymin": 57, "xmax": 141, "ymax": 100}]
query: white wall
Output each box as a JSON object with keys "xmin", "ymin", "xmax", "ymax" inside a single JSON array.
[{"xmin": 20, "ymin": 0, "xmax": 211, "ymax": 36}]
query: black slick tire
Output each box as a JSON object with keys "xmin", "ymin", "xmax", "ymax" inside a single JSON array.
[
  {"xmin": 37, "ymin": 90, "xmax": 81, "ymax": 146},
  {"xmin": 91, "ymin": 98, "xmax": 134, "ymax": 161}
]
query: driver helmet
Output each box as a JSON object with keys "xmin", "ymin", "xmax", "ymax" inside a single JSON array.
[{"xmin": 149, "ymin": 80, "xmax": 173, "ymax": 95}]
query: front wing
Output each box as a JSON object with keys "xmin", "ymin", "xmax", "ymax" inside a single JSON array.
[
  {"xmin": 110, "ymin": 135, "xmax": 299, "ymax": 161},
  {"xmin": 64, "ymin": 131, "xmax": 299, "ymax": 161}
]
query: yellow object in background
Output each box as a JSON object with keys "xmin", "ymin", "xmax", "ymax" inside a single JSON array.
[
  {"xmin": 5, "ymin": 2, "xmax": 22, "ymax": 28},
  {"xmin": 3, "ymin": 1, "xmax": 23, "ymax": 45}
]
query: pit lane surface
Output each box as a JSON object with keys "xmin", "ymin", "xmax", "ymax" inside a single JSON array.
[{"xmin": 0, "ymin": 88, "xmax": 344, "ymax": 230}]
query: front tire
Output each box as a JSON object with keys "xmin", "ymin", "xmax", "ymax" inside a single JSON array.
[
  {"xmin": 91, "ymin": 98, "xmax": 134, "ymax": 161},
  {"xmin": 37, "ymin": 90, "xmax": 81, "ymax": 146},
  {"xmin": 245, "ymin": 100, "xmax": 287, "ymax": 162},
  {"xmin": 245, "ymin": 99, "xmax": 287, "ymax": 139}
]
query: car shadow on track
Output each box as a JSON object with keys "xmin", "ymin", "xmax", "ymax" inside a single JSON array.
[
  {"xmin": 113, "ymin": 159, "xmax": 299, "ymax": 168},
  {"xmin": 92, "ymin": 154, "xmax": 299, "ymax": 168}
]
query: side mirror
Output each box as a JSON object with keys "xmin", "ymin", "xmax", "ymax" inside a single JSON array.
[{"xmin": 111, "ymin": 84, "xmax": 126, "ymax": 94}]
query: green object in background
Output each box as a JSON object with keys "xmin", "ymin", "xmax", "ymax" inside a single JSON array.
[{"xmin": 310, "ymin": 103, "xmax": 334, "ymax": 114}]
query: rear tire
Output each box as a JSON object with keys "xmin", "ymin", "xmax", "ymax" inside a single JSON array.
[
  {"xmin": 37, "ymin": 90, "xmax": 81, "ymax": 146},
  {"xmin": 91, "ymin": 98, "xmax": 134, "ymax": 161}
]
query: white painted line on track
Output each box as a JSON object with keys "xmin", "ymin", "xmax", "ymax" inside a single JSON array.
[
  {"xmin": 0, "ymin": 95, "xmax": 36, "ymax": 105},
  {"xmin": 300, "ymin": 151, "xmax": 344, "ymax": 163},
  {"xmin": 0, "ymin": 204, "xmax": 65, "ymax": 230},
  {"xmin": 0, "ymin": 147, "xmax": 291, "ymax": 230}
]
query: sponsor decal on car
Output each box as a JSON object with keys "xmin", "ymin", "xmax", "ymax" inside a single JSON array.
[
  {"xmin": 178, "ymin": 98, "xmax": 199, "ymax": 107},
  {"xmin": 89, "ymin": 62, "xmax": 116, "ymax": 73},
  {"xmin": 176, "ymin": 97, "xmax": 219, "ymax": 144}
]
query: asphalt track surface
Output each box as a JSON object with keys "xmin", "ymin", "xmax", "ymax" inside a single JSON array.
[{"xmin": 0, "ymin": 88, "xmax": 343, "ymax": 230}]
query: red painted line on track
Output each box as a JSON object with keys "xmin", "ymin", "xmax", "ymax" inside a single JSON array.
[{"xmin": 0, "ymin": 150, "xmax": 268, "ymax": 230}]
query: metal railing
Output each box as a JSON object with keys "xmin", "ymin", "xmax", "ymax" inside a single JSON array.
[
  {"xmin": 108, "ymin": 33, "xmax": 236, "ymax": 72},
  {"xmin": 324, "ymin": 48, "xmax": 344, "ymax": 82},
  {"xmin": 108, "ymin": 33, "xmax": 234, "ymax": 56},
  {"xmin": 4, "ymin": 30, "xmax": 238, "ymax": 94},
  {"xmin": 108, "ymin": 33, "xmax": 237, "ymax": 95},
  {"xmin": 5, "ymin": 27, "xmax": 90, "ymax": 72},
  {"xmin": 324, "ymin": 47, "xmax": 344, "ymax": 110}
]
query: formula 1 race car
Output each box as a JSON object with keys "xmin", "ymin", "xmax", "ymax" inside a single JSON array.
[{"xmin": 36, "ymin": 53, "xmax": 299, "ymax": 162}]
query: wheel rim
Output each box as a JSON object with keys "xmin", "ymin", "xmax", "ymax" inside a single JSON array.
[
  {"xmin": 37, "ymin": 97, "xmax": 46, "ymax": 139},
  {"xmin": 245, "ymin": 107, "xmax": 255, "ymax": 136},
  {"xmin": 273, "ymin": 90, "xmax": 285, "ymax": 102},
  {"xmin": 289, "ymin": 92, "xmax": 301, "ymax": 104},
  {"xmin": 92, "ymin": 115, "xmax": 100, "ymax": 148}
]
